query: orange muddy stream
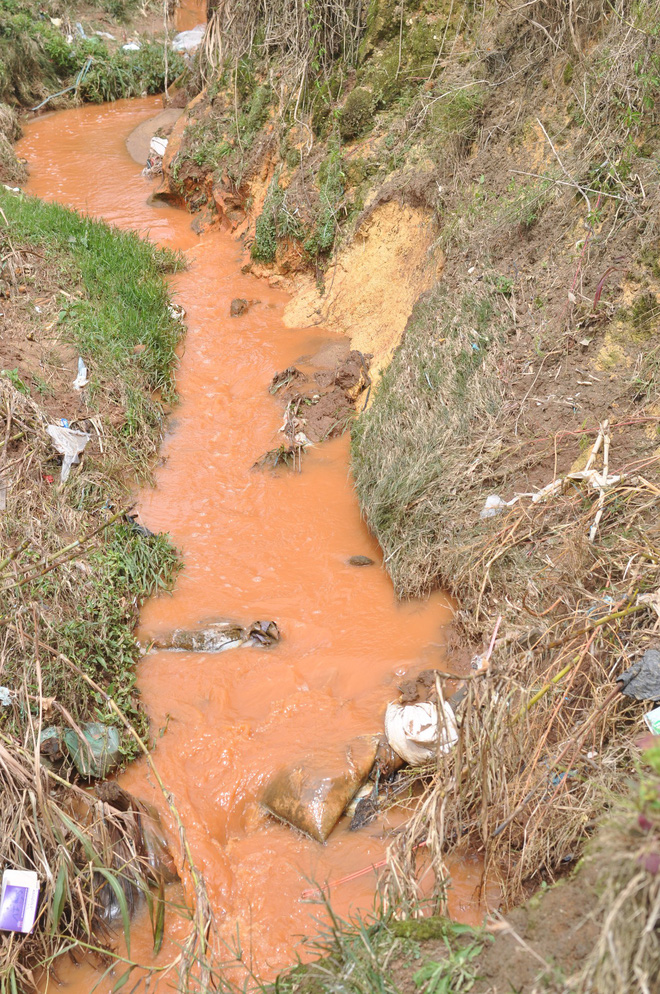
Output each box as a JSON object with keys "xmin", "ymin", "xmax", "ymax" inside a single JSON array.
[{"xmin": 19, "ymin": 98, "xmax": 490, "ymax": 990}]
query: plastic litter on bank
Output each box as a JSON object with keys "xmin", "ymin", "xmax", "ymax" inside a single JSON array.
[
  {"xmin": 0, "ymin": 869, "xmax": 39, "ymax": 933},
  {"xmin": 644, "ymin": 705, "xmax": 660, "ymax": 735},
  {"xmin": 618, "ymin": 649, "xmax": 660, "ymax": 701},
  {"xmin": 171, "ymin": 25, "xmax": 205, "ymax": 53},
  {"xmin": 63, "ymin": 722, "xmax": 121, "ymax": 779},
  {"xmin": 72, "ymin": 356, "xmax": 88, "ymax": 390},
  {"xmin": 385, "ymin": 700, "xmax": 459, "ymax": 765},
  {"xmin": 46, "ymin": 423, "xmax": 90, "ymax": 482}
]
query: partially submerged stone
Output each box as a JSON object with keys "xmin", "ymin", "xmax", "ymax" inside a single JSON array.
[
  {"xmin": 230, "ymin": 297, "xmax": 248, "ymax": 316},
  {"xmin": 151, "ymin": 619, "xmax": 280, "ymax": 652},
  {"xmin": 261, "ymin": 735, "xmax": 380, "ymax": 843},
  {"xmin": 347, "ymin": 555, "xmax": 375, "ymax": 567}
]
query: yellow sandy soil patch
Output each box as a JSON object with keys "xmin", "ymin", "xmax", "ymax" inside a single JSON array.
[{"xmin": 283, "ymin": 201, "xmax": 443, "ymax": 375}]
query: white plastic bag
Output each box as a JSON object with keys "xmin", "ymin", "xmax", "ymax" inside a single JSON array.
[
  {"xmin": 46, "ymin": 424, "xmax": 90, "ymax": 483},
  {"xmin": 171, "ymin": 25, "xmax": 205, "ymax": 53},
  {"xmin": 384, "ymin": 701, "xmax": 458, "ymax": 766}
]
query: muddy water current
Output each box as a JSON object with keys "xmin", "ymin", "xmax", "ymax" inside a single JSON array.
[{"xmin": 19, "ymin": 99, "xmax": 489, "ymax": 990}]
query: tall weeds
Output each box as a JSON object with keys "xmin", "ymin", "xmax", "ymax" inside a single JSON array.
[{"xmin": 201, "ymin": 0, "xmax": 364, "ymax": 96}]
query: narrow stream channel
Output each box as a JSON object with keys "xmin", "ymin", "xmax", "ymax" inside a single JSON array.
[{"xmin": 18, "ymin": 98, "xmax": 488, "ymax": 990}]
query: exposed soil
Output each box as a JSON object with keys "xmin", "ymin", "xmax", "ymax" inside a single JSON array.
[
  {"xmin": 125, "ymin": 107, "xmax": 183, "ymax": 166},
  {"xmin": 0, "ymin": 248, "xmax": 113, "ymax": 450},
  {"xmin": 390, "ymin": 863, "xmax": 601, "ymax": 994},
  {"xmin": 282, "ymin": 200, "xmax": 445, "ymax": 376}
]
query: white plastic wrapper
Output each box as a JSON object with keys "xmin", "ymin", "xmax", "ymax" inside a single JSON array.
[
  {"xmin": 149, "ymin": 136, "xmax": 168, "ymax": 158},
  {"xmin": 385, "ymin": 701, "xmax": 458, "ymax": 766},
  {"xmin": 72, "ymin": 356, "xmax": 88, "ymax": 390},
  {"xmin": 46, "ymin": 424, "xmax": 90, "ymax": 483}
]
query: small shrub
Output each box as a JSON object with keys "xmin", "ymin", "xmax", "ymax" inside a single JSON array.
[
  {"xmin": 304, "ymin": 149, "xmax": 345, "ymax": 257},
  {"xmin": 339, "ymin": 86, "xmax": 374, "ymax": 140},
  {"xmin": 250, "ymin": 177, "xmax": 303, "ymax": 262}
]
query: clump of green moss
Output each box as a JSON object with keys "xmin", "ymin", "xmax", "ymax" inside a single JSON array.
[
  {"xmin": 339, "ymin": 86, "xmax": 375, "ymax": 140},
  {"xmin": 239, "ymin": 84, "xmax": 272, "ymax": 140}
]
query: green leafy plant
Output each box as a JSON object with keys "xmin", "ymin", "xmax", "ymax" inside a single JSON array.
[{"xmin": 413, "ymin": 929, "xmax": 484, "ymax": 994}]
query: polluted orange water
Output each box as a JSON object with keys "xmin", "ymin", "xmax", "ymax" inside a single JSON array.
[
  {"xmin": 174, "ymin": 0, "xmax": 206, "ymax": 32},
  {"xmin": 19, "ymin": 99, "xmax": 490, "ymax": 990}
]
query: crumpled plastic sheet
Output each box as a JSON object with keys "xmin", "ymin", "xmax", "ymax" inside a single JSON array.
[
  {"xmin": 385, "ymin": 700, "xmax": 458, "ymax": 765},
  {"xmin": 46, "ymin": 424, "xmax": 90, "ymax": 483}
]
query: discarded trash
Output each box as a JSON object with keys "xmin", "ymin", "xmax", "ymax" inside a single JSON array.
[
  {"xmin": 0, "ymin": 686, "xmax": 12, "ymax": 707},
  {"xmin": 644, "ymin": 706, "xmax": 660, "ymax": 735},
  {"xmin": 94, "ymin": 30, "xmax": 116, "ymax": 40},
  {"xmin": 75, "ymin": 21, "xmax": 86, "ymax": 38},
  {"xmin": 96, "ymin": 783, "xmax": 178, "ymax": 885},
  {"xmin": 39, "ymin": 727, "xmax": 64, "ymax": 766},
  {"xmin": 253, "ymin": 445, "xmax": 300, "ymax": 472},
  {"xmin": 63, "ymin": 722, "xmax": 121, "ymax": 779},
  {"xmin": 151, "ymin": 619, "xmax": 280, "ymax": 652},
  {"xmin": 46, "ymin": 423, "xmax": 90, "ymax": 482},
  {"xmin": 347, "ymin": 555, "xmax": 374, "ymax": 567},
  {"xmin": 72, "ymin": 356, "xmax": 88, "ymax": 390},
  {"xmin": 171, "ymin": 25, "xmax": 205, "ymax": 52},
  {"xmin": 385, "ymin": 701, "xmax": 458, "ymax": 766},
  {"xmin": 348, "ymin": 779, "xmax": 379, "ymax": 831},
  {"xmin": 0, "ymin": 869, "xmax": 39, "ymax": 934},
  {"xmin": 480, "ymin": 494, "xmax": 515, "ymax": 519},
  {"xmin": 262, "ymin": 735, "xmax": 379, "ymax": 843},
  {"xmin": 619, "ymin": 650, "xmax": 660, "ymax": 701},
  {"xmin": 168, "ymin": 303, "xmax": 185, "ymax": 320},
  {"xmin": 122, "ymin": 41, "xmax": 141, "ymax": 51},
  {"xmin": 150, "ymin": 135, "xmax": 168, "ymax": 158},
  {"xmin": 124, "ymin": 512, "xmax": 155, "ymax": 538}
]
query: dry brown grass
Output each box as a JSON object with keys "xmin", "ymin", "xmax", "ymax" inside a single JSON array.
[
  {"xmin": 0, "ymin": 722, "xmax": 162, "ymax": 990},
  {"xmin": 578, "ymin": 749, "xmax": 660, "ymax": 994},
  {"xmin": 201, "ymin": 0, "xmax": 364, "ymax": 96},
  {"xmin": 381, "ymin": 466, "xmax": 660, "ymax": 912}
]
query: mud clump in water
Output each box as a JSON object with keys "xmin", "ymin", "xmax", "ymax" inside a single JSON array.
[{"xmin": 255, "ymin": 348, "xmax": 372, "ymax": 469}]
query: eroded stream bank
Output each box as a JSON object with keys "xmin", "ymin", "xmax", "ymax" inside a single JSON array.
[{"xmin": 18, "ymin": 98, "xmax": 489, "ymax": 988}]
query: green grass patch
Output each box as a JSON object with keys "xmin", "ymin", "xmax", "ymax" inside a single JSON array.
[
  {"xmin": 3, "ymin": 522, "xmax": 180, "ymax": 756},
  {"xmin": 0, "ymin": 190, "xmax": 183, "ymax": 756},
  {"xmin": 0, "ymin": 2, "xmax": 181, "ymax": 107},
  {"xmin": 0, "ymin": 189, "xmax": 184, "ymax": 460},
  {"xmin": 351, "ymin": 284, "xmax": 505, "ymax": 598},
  {"xmin": 263, "ymin": 902, "xmax": 486, "ymax": 994},
  {"xmin": 251, "ymin": 173, "xmax": 304, "ymax": 262}
]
